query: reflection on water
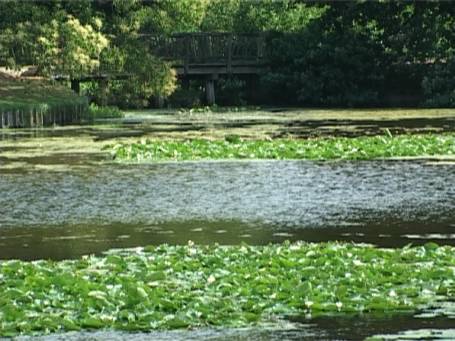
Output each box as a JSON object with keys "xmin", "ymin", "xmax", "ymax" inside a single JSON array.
[
  {"xmin": 0, "ymin": 160, "xmax": 454, "ymax": 260},
  {"xmin": 13, "ymin": 315, "xmax": 455, "ymax": 340},
  {"xmin": 2, "ymin": 220, "xmax": 455, "ymax": 261}
]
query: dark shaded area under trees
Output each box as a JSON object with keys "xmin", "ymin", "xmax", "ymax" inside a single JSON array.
[{"xmin": 1, "ymin": 0, "xmax": 454, "ymax": 108}]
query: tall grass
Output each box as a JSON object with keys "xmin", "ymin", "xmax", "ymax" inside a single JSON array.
[{"xmin": 0, "ymin": 79, "xmax": 89, "ymax": 128}]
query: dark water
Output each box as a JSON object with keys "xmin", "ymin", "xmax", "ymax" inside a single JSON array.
[
  {"xmin": 11, "ymin": 315, "xmax": 455, "ymax": 340},
  {"xmin": 0, "ymin": 160, "xmax": 454, "ymax": 260}
]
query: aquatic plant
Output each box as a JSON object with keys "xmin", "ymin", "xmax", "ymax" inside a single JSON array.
[
  {"xmin": 88, "ymin": 103, "xmax": 123, "ymax": 119},
  {"xmin": 0, "ymin": 79, "xmax": 88, "ymax": 128},
  {"xmin": 110, "ymin": 133, "xmax": 455, "ymax": 162},
  {"xmin": 177, "ymin": 105, "xmax": 261, "ymax": 115},
  {"xmin": 1, "ymin": 242, "xmax": 454, "ymax": 336}
]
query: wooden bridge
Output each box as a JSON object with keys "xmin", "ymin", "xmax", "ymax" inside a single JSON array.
[
  {"xmin": 145, "ymin": 33, "xmax": 266, "ymax": 104},
  {"xmin": 1, "ymin": 33, "xmax": 267, "ymax": 105},
  {"xmin": 145, "ymin": 33, "xmax": 265, "ymax": 76}
]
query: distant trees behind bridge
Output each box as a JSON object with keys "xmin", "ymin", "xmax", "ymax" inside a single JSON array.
[{"xmin": 1, "ymin": 1, "xmax": 454, "ymax": 108}]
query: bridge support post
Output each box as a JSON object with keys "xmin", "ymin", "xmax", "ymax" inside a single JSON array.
[
  {"xmin": 154, "ymin": 96, "xmax": 165, "ymax": 108},
  {"xmin": 247, "ymin": 75, "xmax": 259, "ymax": 104},
  {"xmin": 71, "ymin": 80, "xmax": 80, "ymax": 94},
  {"xmin": 181, "ymin": 78, "xmax": 190, "ymax": 90},
  {"xmin": 99, "ymin": 78, "xmax": 109, "ymax": 106},
  {"xmin": 205, "ymin": 75, "xmax": 217, "ymax": 106}
]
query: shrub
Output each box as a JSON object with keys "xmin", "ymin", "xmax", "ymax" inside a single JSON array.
[
  {"xmin": 167, "ymin": 87, "xmax": 202, "ymax": 108},
  {"xmin": 215, "ymin": 77, "xmax": 247, "ymax": 106},
  {"xmin": 88, "ymin": 103, "xmax": 123, "ymax": 119},
  {"xmin": 422, "ymin": 59, "xmax": 455, "ymax": 107}
]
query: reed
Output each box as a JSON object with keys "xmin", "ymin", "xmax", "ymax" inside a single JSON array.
[{"xmin": 0, "ymin": 79, "xmax": 89, "ymax": 128}]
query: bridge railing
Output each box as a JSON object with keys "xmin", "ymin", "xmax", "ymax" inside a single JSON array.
[
  {"xmin": 142, "ymin": 33, "xmax": 265, "ymax": 67},
  {"xmin": 1, "ymin": 32, "xmax": 266, "ymax": 76}
]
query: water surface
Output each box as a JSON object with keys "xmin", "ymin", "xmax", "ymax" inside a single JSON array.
[
  {"xmin": 1, "ymin": 160, "xmax": 453, "ymax": 260},
  {"xmin": 1, "ymin": 118, "xmax": 455, "ymax": 339}
]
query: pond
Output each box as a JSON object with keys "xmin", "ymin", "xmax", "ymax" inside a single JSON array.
[
  {"xmin": 1, "ymin": 111, "xmax": 455, "ymax": 339},
  {"xmin": 0, "ymin": 160, "xmax": 454, "ymax": 261}
]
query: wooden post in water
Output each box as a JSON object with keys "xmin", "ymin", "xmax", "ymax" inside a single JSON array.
[
  {"xmin": 71, "ymin": 80, "xmax": 80, "ymax": 94},
  {"xmin": 99, "ymin": 78, "xmax": 109, "ymax": 106},
  {"xmin": 246, "ymin": 75, "xmax": 259, "ymax": 104},
  {"xmin": 7, "ymin": 112, "xmax": 13, "ymax": 128},
  {"xmin": 30, "ymin": 110, "xmax": 34, "ymax": 127},
  {"xmin": 205, "ymin": 74, "xmax": 217, "ymax": 105},
  {"xmin": 227, "ymin": 34, "xmax": 233, "ymax": 74},
  {"xmin": 184, "ymin": 36, "xmax": 190, "ymax": 75}
]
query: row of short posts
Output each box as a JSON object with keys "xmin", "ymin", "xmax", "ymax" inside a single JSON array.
[
  {"xmin": 0, "ymin": 105, "xmax": 86, "ymax": 128},
  {"xmin": 205, "ymin": 74, "xmax": 217, "ymax": 106},
  {"xmin": 0, "ymin": 110, "xmax": 45, "ymax": 128}
]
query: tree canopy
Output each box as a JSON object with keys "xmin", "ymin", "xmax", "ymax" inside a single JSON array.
[{"xmin": 1, "ymin": 0, "xmax": 454, "ymax": 107}]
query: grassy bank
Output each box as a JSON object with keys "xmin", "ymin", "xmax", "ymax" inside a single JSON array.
[
  {"xmin": 0, "ymin": 78, "xmax": 88, "ymax": 128},
  {"xmin": 0, "ymin": 242, "xmax": 454, "ymax": 337},
  {"xmin": 110, "ymin": 133, "xmax": 455, "ymax": 162}
]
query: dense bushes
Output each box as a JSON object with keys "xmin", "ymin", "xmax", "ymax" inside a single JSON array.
[
  {"xmin": 2, "ymin": 1, "xmax": 455, "ymax": 108},
  {"xmin": 261, "ymin": 29, "xmax": 385, "ymax": 107},
  {"xmin": 257, "ymin": 2, "xmax": 455, "ymax": 108},
  {"xmin": 422, "ymin": 59, "xmax": 455, "ymax": 108},
  {"xmin": 215, "ymin": 78, "xmax": 247, "ymax": 106},
  {"xmin": 87, "ymin": 103, "xmax": 123, "ymax": 119},
  {"xmin": 167, "ymin": 87, "xmax": 202, "ymax": 108}
]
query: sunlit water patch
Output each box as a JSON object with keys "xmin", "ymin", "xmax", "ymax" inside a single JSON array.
[{"xmin": 0, "ymin": 160, "xmax": 453, "ymax": 260}]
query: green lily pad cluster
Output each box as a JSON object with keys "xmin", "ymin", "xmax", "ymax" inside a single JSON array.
[
  {"xmin": 109, "ymin": 133, "xmax": 455, "ymax": 162},
  {"xmin": 1, "ymin": 242, "xmax": 455, "ymax": 337}
]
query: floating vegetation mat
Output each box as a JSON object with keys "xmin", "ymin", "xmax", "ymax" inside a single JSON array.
[
  {"xmin": 109, "ymin": 133, "xmax": 455, "ymax": 162},
  {"xmin": 1, "ymin": 242, "xmax": 455, "ymax": 337}
]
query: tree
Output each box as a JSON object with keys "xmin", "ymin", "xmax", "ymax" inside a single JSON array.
[{"xmin": 36, "ymin": 14, "xmax": 109, "ymax": 79}]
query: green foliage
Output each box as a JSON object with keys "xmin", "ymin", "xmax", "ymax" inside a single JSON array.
[
  {"xmin": 422, "ymin": 58, "xmax": 455, "ymax": 108},
  {"xmin": 1, "ymin": 242, "xmax": 455, "ymax": 336},
  {"xmin": 201, "ymin": 0, "xmax": 325, "ymax": 32},
  {"xmin": 140, "ymin": 0, "xmax": 210, "ymax": 33},
  {"xmin": 168, "ymin": 87, "xmax": 202, "ymax": 108},
  {"xmin": 36, "ymin": 14, "xmax": 109, "ymax": 79},
  {"xmin": 0, "ymin": 23, "xmax": 36, "ymax": 69},
  {"xmin": 88, "ymin": 103, "xmax": 123, "ymax": 119},
  {"xmin": 257, "ymin": 2, "xmax": 455, "ymax": 107},
  {"xmin": 2, "ymin": 1, "xmax": 455, "ymax": 108},
  {"xmin": 110, "ymin": 133, "xmax": 455, "ymax": 162},
  {"xmin": 0, "ymin": 78, "xmax": 88, "ymax": 126},
  {"xmin": 262, "ymin": 15, "xmax": 385, "ymax": 106},
  {"xmin": 0, "ymin": 1, "xmax": 178, "ymax": 109},
  {"xmin": 122, "ymin": 44, "xmax": 177, "ymax": 104},
  {"xmin": 215, "ymin": 78, "xmax": 247, "ymax": 106}
]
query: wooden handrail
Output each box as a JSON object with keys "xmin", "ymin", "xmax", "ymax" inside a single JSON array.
[{"xmin": 1, "ymin": 32, "xmax": 266, "ymax": 76}]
